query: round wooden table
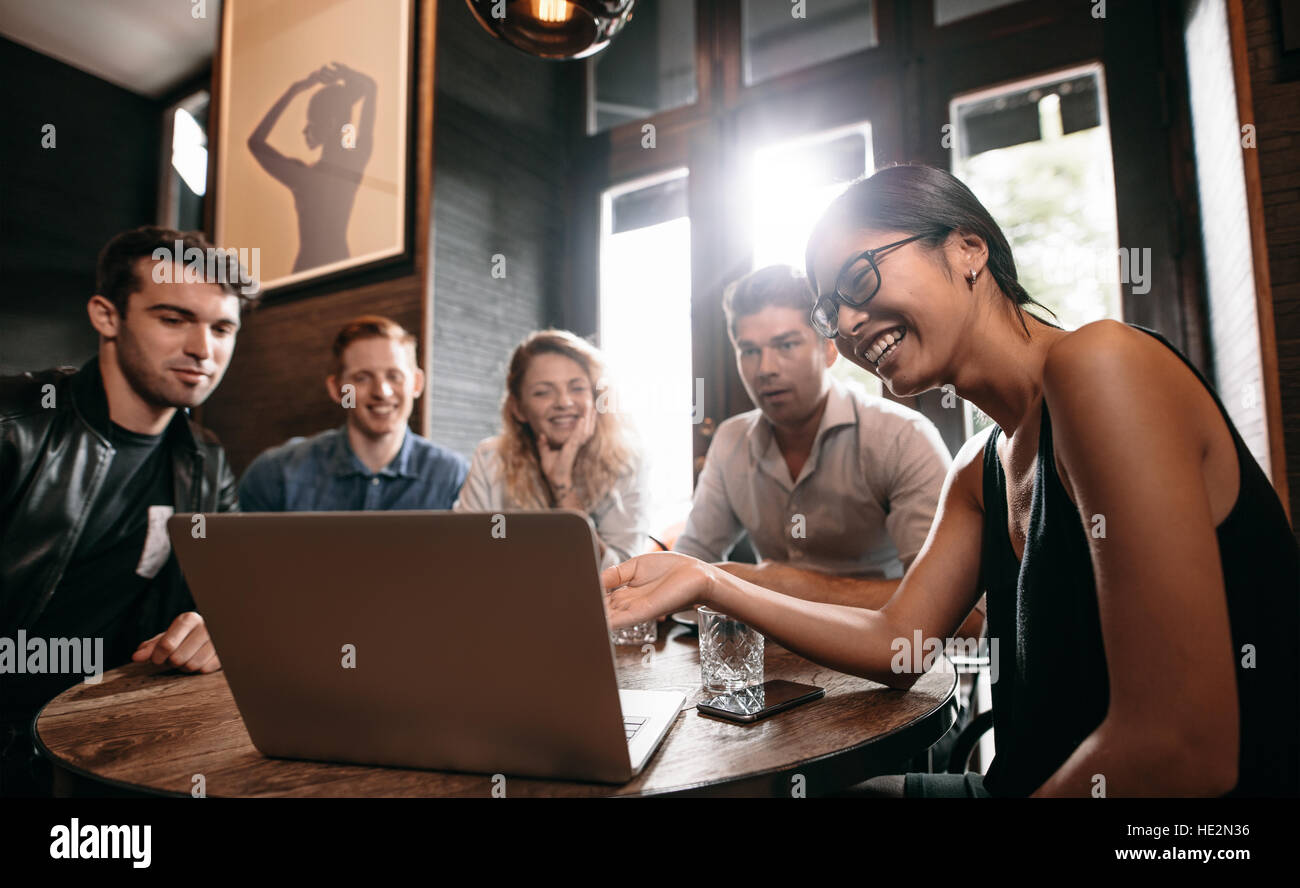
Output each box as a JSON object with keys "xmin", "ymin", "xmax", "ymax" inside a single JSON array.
[{"xmin": 36, "ymin": 623, "xmax": 957, "ymax": 797}]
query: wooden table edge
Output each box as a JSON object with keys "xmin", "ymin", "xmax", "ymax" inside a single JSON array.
[
  {"xmin": 632, "ymin": 673, "xmax": 960, "ymax": 797},
  {"xmin": 33, "ymin": 667, "xmax": 960, "ymax": 798}
]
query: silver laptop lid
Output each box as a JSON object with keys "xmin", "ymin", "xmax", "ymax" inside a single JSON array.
[{"xmin": 168, "ymin": 510, "xmax": 633, "ymax": 782}]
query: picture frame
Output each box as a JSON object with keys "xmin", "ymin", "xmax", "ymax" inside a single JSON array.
[{"xmin": 211, "ymin": 0, "xmax": 417, "ymax": 297}]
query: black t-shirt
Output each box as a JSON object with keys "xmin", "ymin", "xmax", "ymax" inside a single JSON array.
[
  {"xmin": 978, "ymin": 325, "xmax": 1300, "ymax": 797},
  {"xmin": 14, "ymin": 422, "xmax": 175, "ymax": 707}
]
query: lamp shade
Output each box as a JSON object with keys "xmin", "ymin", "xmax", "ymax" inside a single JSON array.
[{"xmin": 465, "ymin": 0, "xmax": 637, "ymax": 60}]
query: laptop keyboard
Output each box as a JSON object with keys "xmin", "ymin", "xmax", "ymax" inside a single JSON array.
[{"xmin": 624, "ymin": 715, "xmax": 648, "ymax": 742}]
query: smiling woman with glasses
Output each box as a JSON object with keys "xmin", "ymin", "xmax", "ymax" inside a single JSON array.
[
  {"xmin": 810, "ymin": 233, "xmax": 926, "ymax": 339},
  {"xmin": 602, "ymin": 163, "xmax": 1300, "ymax": 799}
]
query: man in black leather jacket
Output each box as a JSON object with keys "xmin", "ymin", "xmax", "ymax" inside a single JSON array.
[{"xmin": 0, "ymin": 226, "xmax": 257, "ymax": 796}]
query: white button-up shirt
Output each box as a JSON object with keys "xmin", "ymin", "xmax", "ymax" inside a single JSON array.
[{"xmin": 674, "ymin": 377, "xmax": 951, "ymax": 578}]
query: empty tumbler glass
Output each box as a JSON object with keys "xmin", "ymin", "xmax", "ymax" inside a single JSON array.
[
  {"xmin": 610, "ymin": 619, "xmax": 657, "ymax": 646},
  {"xmin": 697, "ymin": 606, "xmax": 764, "ymax": 692}
]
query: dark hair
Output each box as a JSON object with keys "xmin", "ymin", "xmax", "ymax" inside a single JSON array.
[
  {"xmin": 330, "ymin": 315, "xmax": 418, "ymax": 378},
  {"xmin": 95, "ymin": 225, "xmax": 259, "ymax": 317},
  {"xmin": 722, "ymin": 265, "xmax": 817, "ymax": 341},
  {"xmin": 804, "ymin": 164, "xmax": 1057, "ymax": 336}
]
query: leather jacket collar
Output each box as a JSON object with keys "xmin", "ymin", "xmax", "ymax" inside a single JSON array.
[
  {"xmin": 68, "ymin": 356, "xmax": 200, "ymax": 455},
  {"xmin": 0, "ymin": 356, "xmax": 238, "ymax": 638}
]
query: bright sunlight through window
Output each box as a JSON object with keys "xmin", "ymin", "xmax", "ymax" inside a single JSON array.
[
  {"xmin": 750, "ymin": 123, "xmax": 881, "ymax": 397},
  {"xmin": 600, "ymin": 171, "xmax": 694, "ymax": 536},
  {"xmin": 172, "ymin": 107, "xmax": 208, "ymax": 196}
]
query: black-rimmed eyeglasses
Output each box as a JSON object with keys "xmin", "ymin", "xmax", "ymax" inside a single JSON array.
[{"xmin": 810, "ymin": 234, "xmax": 925, "ymax": 339}]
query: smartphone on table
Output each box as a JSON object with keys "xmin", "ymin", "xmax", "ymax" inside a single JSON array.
[{"xmin": 695, "ymin": 679, "xmax": 824, "ymax": 724}]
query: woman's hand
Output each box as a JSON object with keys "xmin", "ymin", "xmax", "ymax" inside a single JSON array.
[
  {"xmin": 538, "ymin": 405, "xmax": 597, "ymax": 497},
  {"xmin": 601, "ymin": 552, "xmax": 716, "ymax": 629},
  {"xmin": 294, "ymin": 64, "xmax": 338, "ymax": 92}
]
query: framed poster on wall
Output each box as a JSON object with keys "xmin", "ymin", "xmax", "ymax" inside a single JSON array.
[{"xmin": 213, "ymin": 0, "xmax": 415, "ymax": 295}]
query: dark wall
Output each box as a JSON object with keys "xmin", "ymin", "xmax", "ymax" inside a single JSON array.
[
  {"xmin": 426, "ymin": 1, "xmax": 585, "ymax": 457},
  {"xmin": 0, "ymin": 37, "xmax": 161, "ymax": 375}
]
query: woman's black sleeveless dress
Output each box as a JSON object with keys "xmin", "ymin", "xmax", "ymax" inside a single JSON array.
[{"xmin": 978, "ymin": 324, "xmax": 1300, "ymax": 797}]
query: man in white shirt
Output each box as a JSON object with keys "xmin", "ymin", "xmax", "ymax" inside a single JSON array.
[{"xmin": 675, "ymin": 265, "xmax": 982, "ymax": 635}]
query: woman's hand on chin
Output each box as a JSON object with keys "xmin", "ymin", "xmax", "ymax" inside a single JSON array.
[{"xmin": 601, "ymin": 552, "xmax": 716, "ymax": 629}]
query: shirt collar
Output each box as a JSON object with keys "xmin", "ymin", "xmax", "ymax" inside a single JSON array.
[
  {"xmin": 746, "ymin": 375, "xmax": 857, "ymax": 465},
  {"xmin": 748, "ymin": 374, "xmax": 857, "ymax": 486},
  {"xmin": 328, "ymin": 424, "xmax": 415, "ymax": 479},
  {"xmin": 71, "ymin": 355, "xmax": 198, "ymax": 452}
]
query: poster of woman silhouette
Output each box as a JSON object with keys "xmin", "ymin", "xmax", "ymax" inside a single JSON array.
[{"xmin": 214, "ymin": 0, "xmax": 412, "ymax": 292}]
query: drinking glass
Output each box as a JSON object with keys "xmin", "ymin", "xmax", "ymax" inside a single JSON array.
[
  {"xmin": 697, "ymin": 606, "xmax": 764, "ymax": 692},
  {"xmin": 610, "ymin": 619, "xmax": 657, "ymax": 646}
]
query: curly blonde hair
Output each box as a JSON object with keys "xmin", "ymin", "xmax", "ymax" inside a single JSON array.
[{"xmin": 498, "ymin": 330, "xmax": 636, "ymax": 510}]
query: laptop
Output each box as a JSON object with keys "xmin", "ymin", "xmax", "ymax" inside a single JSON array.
[{"xmin": 167, "ymin": 510, "xmax": 685, "ymax": 783}]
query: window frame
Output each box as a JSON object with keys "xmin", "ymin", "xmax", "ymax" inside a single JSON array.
[{"xmin": 569, "ymin": 0, "xmax": 1209, "ymax": 466}]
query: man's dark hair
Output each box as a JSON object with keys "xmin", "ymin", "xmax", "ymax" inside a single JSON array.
[
  {"xmin": 95, "ymin": 226, "xmax": 260, "ymax": 317},
  {"xmin": 722, "ymin": 265, "xmax": 818, "ymax": 342}
]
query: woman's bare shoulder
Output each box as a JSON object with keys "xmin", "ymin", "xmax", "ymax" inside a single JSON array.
[
  {"xmin": 1043, "ymin": 320, "xmax": 1214, "ymax": 463},
  {"xmin": 1044, "ymin": 320, "xmax": 1177, "ymax": 385},
  {"xmin": 947, "ymin": 425, "xmax": 996, "ymax": 512}
]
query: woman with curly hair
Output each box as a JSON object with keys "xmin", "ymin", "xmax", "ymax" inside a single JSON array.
[{"xmin": 455, "ymin": 329, "xmax": 649, "ymax": 570}]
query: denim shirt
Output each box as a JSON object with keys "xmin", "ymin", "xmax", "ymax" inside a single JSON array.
[{"xmin": 238, "ymin": 425, "xmax": 469, "ymax": 512}]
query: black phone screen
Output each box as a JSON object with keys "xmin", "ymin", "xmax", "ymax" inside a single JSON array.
[{"xmin": 696, "ymin": 679, "xmax": 824, "ymax": 721}]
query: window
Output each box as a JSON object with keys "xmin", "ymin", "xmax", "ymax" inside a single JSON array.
[
  {"xmin": 161, "ymin": 90, "xmax": 209, "ymax": 231},
  {"xmin": 742, "ymin": 0, "xmax": 877, "ymax": 86},
  {"xmin": 1184, "ymin": 0, "xmax": 1273, "ymax": 478},
  {"xmin": 589, "ymin": 0, "xmax": 697, "ymax": 133},
  {"xmin": 950, "ymin": 65, "xmax": 1121, "ymax": 435},
  {"xmin": 600, "ymin": 171, "xmax": 695, "ymax": 533},
  {"xmin": 581, "ymin": 2, "xmax": 1201, "ymax": 476},
  {"xmin": 749, "ymin": 123, "xmax": 882, "ymax": 397},
  {"xmin": 933, "ymin": 0, "xmax": 1025, "ymax": 27}
]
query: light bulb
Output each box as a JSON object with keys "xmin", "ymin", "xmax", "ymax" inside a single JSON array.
[{"xmin": 532, "ymin": 0, "xmax": 573, "ymax": 23}]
